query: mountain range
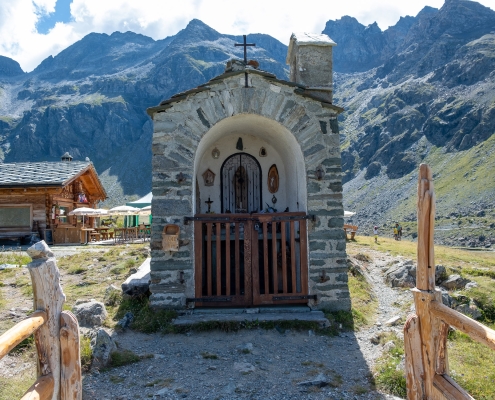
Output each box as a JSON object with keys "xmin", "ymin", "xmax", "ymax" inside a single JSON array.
[{"xmin": 0, "ymin": 0, "xmax": 494, "ymax": 247}]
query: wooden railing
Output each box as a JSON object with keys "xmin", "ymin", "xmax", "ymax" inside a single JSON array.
[
  {"xmin": 0, "ymin": 241, "xmax": 82, "ymax": 400},
  {"xmin": 404, "ymin": 164, "xmax": 495, "ymax": 400},
  {"xmin": 193, "ymin": 212, "xmax": 310, "ymax": 306}
]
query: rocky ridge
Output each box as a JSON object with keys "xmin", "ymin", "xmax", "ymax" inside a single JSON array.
[{"xmin": 0, "ymin": 0, "xmax": 494, "ymax": 232}]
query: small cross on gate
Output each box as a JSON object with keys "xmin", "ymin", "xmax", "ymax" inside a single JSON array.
[
  {"xmin": 235, "ymin": 35, "xmax": 256, "ymax": 88},
  {"xmin": 205, "ymin": 197, "xmax": 213, "ymax": 213}
]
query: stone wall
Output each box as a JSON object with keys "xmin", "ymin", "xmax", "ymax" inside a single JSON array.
[{"xmin": 150, "ymin": 70, "xmax": 349, "ymax": 311}]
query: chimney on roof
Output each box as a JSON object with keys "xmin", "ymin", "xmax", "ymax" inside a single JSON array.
[
  {"xmin": 286, "ymin": 32, "xmax": 337, "ymax": 103},
  {"xmin": 61, "ymin": 152, "xmax": 73, "ymax": 162}
]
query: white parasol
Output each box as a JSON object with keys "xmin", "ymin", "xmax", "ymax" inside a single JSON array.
[
  {"xmin": 138, "ymin": 205, "xmax": 152, "ymax": 215},
  {"xmin": 344, "ymin": 210, "xmax": 356, "ymax": 218},
  {"xmin": 68, "ymin": 207, "xmax": 100, "ymax": 216},
  {"xmin": 107, "ymin": 205, "xmax": 141, "ymax": 215},
  {"xmin": 68, "ymin": 207, "xmax": 101, "ymax": 227}
]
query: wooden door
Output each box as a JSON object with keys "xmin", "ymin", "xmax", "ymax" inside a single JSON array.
[{"xmin": 192, "ymin": 212, "xmax": 309, "ymax": 307}]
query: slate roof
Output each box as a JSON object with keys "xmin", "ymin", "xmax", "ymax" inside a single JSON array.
[
  {"xmin": 0, "ymin": 161, "xmax": 92, "ymax": 187},
  {"xmin": 147, "ymin": 68, "xmax": 344, "ymax": 116}
]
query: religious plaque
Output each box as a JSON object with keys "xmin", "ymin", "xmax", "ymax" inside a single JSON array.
[
  {"xmin": 202, "ymin": 169, "xmax": 215, "ymax": 186},
  {"xmin": 267, "ymin": 164, "xmax": 279, "ymax": 193}
]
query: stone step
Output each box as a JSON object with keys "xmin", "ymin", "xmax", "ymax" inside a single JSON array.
[
  {"xmin": 173, "ymin": 310, "xmax": 329, "ymax": 328},
  {"xmin": 193, "ymin": 306, "xmax": 311, "ymax": 315}
]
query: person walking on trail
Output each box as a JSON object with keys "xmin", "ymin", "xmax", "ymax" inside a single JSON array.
[
  {"xmin": 374, "ymin": 226, "xmax": 378, "ymax": 243},
  {"xmin": 393, "ymin": 224, "xmax": 398, "ymax": 240},
  {"xmin": 397, "ymin": 223, "xmax": 402, "ymax": 241}
]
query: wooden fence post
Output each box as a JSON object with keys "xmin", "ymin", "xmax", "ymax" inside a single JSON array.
[
  {"xmin": 60, "ymin": 311, "xmax": 82, "ymax": 400},
  {"xmin": 27, "ymin": 241, "xmax": 66, "ymax": 400}
]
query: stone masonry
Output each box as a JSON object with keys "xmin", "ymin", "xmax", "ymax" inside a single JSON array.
[{"xmin": 147, "ymin": 33, "xmax": 349, "ymax": 312}]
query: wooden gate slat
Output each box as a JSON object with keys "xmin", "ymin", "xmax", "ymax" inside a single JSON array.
[
  {"xmin": 206, "ymin": 222, "xmax": 212, "ymax": 296},
  {"xmin": 216, "ymin": 222, "xmax": 222, "ymax": 296},
  {"xmin": 299, "ymin": 219, "xmax": 308, "ymax": 295},
  {"xmin": 290, "ymin": 221, "xmax": 296, "ymax": 294},
  {"xmin": 281, "ymin": 221, "xmax": 288, "ymax": 294},
  {"xmin": 235, "ymin": 223, "xmax": 240, "ymax": 296},
  {"xmin": 251, "ymin": 222, "xmax": 260, "ymax": 303},
  {"xmin": 244, "ymin": 221, "xmax": 253, "ymax": 304},
  {"xmin": 194, "ymin": 221, "xmax": 203, "ymax": 298},
  {"xmin": 272, "ymin": 221, "xmax": 278, "ymax": 294},
  {"xmin": 225, "ymin": 223, "xmax": 231, "ymax": 296},
  {"xmin": 262, "ymin": 222, "xmax": 269, "ymax": 295}
]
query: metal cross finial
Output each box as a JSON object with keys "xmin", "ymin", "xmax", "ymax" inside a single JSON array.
[
  {"xmin": 234, "ymin": 35, "xmax": 256, "ymax": 88},
  {"xmin": 235, "ymin": 34, "xmax": 256, "ymax": 64}
]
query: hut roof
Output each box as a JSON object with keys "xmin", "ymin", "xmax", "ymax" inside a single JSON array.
[{"xmin": 0, "ymin": 161, "xmax": 107, "ymax": 199}]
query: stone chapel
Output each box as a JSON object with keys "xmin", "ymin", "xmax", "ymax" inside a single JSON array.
[{"xmin": 147, "ymin": 32, "xmax": 349, "ymax": 312}]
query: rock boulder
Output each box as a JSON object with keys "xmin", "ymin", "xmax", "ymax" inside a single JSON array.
[
  {"xmin": 72, "ymin": 300, "xmax": 108, "ymax": 328},
  {"xmin": 90, "ymin": 328, "xmax": 117, "ymax": 369}
]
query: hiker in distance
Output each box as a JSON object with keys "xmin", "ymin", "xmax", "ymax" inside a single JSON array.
[
  {"xmin": 396, "ymin": 222, "xmax": 402, "ymax": 241},
  {"xmin": 373, "ymin": 226, "xmax": 378, "ymax": 243}
]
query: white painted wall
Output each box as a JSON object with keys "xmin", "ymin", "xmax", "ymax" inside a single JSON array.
[{"xmin": 193, "ymin": 114, "xmax": 307, "ymax": 214}]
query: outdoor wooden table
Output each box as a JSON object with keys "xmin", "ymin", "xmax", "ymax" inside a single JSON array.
[
  {"xmin": 113, "ymin": 228, "xmax": 125, "ymax": 243},
  {"xmin": 125, "ymin": 227, "xmax": 138, "ymax": 241},
  {"xmin": 80, "ymin": 228, "xmax": 95, "ymax": 244},
  {"xmin": 95, "ymin": 227, "xmax": 109, "ymax": 240}
]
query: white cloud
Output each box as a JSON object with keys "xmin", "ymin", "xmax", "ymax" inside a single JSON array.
[{"xmin": 0, "ymin": 0, "xmax": 493, "ymax": 72}]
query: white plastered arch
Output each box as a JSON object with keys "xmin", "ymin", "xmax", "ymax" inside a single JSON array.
[{"xmin": 193, "ymin": 114, "xmax": 307, "ymax": 214}]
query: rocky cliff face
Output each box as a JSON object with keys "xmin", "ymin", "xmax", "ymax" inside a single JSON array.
[
  {"xmin": 0, "ymin": 56, "xmax": 24, "ymax": 78},
  {"xmin": 0, "ymin": 1, "xmax": 494, "ymax": 245},
  {"xmin": 334, "ymin": 0, "xmax": 495, "ymax": 246},
  {"xmin": 0, "ymin": 20, "xmax": 288, "ymax": 205}
]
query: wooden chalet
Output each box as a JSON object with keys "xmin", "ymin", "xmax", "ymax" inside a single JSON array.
[{"xmin": 0, "ymin": 153, "xmax": 107, "ymax": 245}]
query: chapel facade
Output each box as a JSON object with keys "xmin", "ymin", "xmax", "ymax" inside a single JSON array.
[{"xmin": 147, "ymin": 33, "xmax": 349, "ymax": 311}]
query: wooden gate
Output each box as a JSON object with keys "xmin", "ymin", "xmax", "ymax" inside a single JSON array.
[{"xmin": 192, "ymin": 212, "xmax": 310, "ymax": 307}]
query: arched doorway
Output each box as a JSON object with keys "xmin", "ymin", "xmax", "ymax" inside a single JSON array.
[
  {"xmin": 221, "ymin": 153, "xmax": 262, "ymax": 214},
  {"xmin": 191, "ymin": 116, "xmax": 311, "ymax": 307}
]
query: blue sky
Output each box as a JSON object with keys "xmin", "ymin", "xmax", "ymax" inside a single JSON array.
[
  {"xmin": 36, "ymin": 0, "xmax": 73, "ymax": 34},
  {"xmin": 0, "ymin": 0, "xmax": 494, "ymax": 72}
]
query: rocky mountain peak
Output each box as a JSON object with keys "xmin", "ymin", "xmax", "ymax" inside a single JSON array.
[
  {"xmin": 0, "ymin": 55, "xmax": 24, "ymax": 78},
  {"xmin": 173, "ymin": 19, "xmax": 222, "ymax": 44}
]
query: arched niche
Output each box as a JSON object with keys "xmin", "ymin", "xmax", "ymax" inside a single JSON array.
[{"xmin": 193, "ymin": 114, "xmax": 307, "ymax": 214}]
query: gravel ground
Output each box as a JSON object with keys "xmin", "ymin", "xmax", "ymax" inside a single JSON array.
[
  {"xmin": 1, "ymin": 245, "xmax": 411, "ymax": 400},
  {"xmin": 82, "ymin": 250, "xmax": 411, "ymax": 400}
]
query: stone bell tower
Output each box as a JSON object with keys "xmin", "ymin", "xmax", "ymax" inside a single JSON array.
[{"xmin": 286, "ymin": 32, "xmax": 336, "ymax": 103}]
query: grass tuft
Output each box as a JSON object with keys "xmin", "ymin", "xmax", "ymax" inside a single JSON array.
[
  {"xmin": 109, "ymin": 349, "xmax": 142, "ymax": 367},
  {"xmin": 80, "ymin": 336, "xmax": 92, "ymax": 371},
  {"xmin": 373, "ymin": 332, "xmax": 406, "ymax": 398}
]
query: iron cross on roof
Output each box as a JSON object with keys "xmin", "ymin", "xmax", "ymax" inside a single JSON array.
[{"xmin": 235, "ymin": 35, "xmax": 256, "ymax": 88}]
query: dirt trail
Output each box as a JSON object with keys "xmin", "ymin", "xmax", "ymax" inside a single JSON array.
[{"xmin": 81, "ymin": 249, "xmax": 411, "ymax": 400}]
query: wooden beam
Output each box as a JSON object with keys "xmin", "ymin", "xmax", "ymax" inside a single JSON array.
[
  {"xmin": 0, "ymin": 311, "xmax": 47, "ymax": 359},
  {"xmin": 432, "ymin": 374, "xmax": 474, "ymax": 400},
  {"xmin": 20, "ymin": 374, "xmax": 54, "ymax": 400},
  {"xmin": 430, "ymin": 301, "xmax": 495, "ymax": 351},
  {"xmin": 60, "ymin": 311, "xmax": 82, "ymax": 400}
]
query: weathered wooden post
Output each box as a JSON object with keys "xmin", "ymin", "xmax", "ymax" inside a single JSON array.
[
  {"xmin": 405, "ymin": 163, "xmax": 495, "ymax": 399},
  {"xmin": 404, "ymin": 164, "xmax": 443, "ymax": 399},
  {"xmin": 27, "ymin": 241, "xmax": 66, "ymax": 400},
  {"xmin": 0, "ymin": 241, "xmax": 82, "ymax": 400},
  {"xmin": 60, "ymin": 311, "xmax": 82, "ymax": 400}
]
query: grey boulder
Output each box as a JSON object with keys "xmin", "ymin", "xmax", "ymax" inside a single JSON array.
[
  {"xmin": 72, "ymin": 299, "xmax": 108, "ymax": 328},
  {"xmin": 440, "ymin": 274, "xmax": 470, "ymax": 290},
  {"xmin": 90, "ymin": 328, "xmax": 117, "ymax": 369}
]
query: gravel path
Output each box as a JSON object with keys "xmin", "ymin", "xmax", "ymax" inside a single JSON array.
[{"xmin": 82, "ymin": 250, "xmax": 411, "ymax": 400}]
